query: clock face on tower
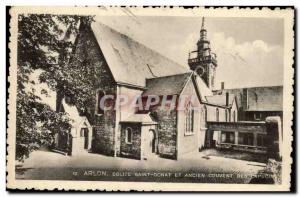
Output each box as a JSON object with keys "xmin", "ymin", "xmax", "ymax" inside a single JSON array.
[{"xmin": 195, "ymin": 66, "xmax": 205, "ymax": 77}]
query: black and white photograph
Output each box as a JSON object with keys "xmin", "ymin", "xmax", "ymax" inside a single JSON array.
[{"xmin": 6, "ymin": 6, "xmax": 294, "ymax": 191}]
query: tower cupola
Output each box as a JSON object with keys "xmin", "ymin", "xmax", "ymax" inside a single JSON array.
[{"xmin": 188, "ymin": 17, "xmax": 217, "ymax": 90}]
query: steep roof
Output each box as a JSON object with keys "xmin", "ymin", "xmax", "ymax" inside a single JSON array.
[
  {"xmin": 61, "ymin": 99, "xmax": 90, "ymax": 129},
  {"xmin": 142, "ymin": 72, "xmax": 192, "ymax": 96},
  {"xmin": 205, "ymin": 94, "xmax": 236, "ymax": 107},
  {"xmin": 91, "ymin": 22, "xmax": 189, "ymax": 87},
  {"xmin": 194, "ymin": 74, "xmax": 213, "ymax": 100},
  {"xmin": 121, "ymin": 113, "xmax": 157, "ymax": 125}
]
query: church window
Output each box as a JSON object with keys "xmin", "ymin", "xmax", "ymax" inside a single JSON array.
[
  {"xmin": 216, "ymin": 108, "xmax": 219, "ymax": 122},
  {"xmin": 96, "ymin": 90, "xmax": 105, "ymax": 114},
  {"xmin": 185, "ymin": 102, "xmax": 194, "ymax": 135},
  {"xmin": 125, "ymin": 127, "xmax": 133, "ymax": 144}
]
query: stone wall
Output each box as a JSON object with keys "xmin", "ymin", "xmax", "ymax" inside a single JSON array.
[
  {"xmin": 69, "ymin": 24, "xmax": 117, "ymax": 156},
  {"xmin": 151, "ymin": 108, "xmax": 177, "ymax": 159},
  {"xmin": 120, "ymin": 123, "xmax": 141, "ymax": 159},
  {"xmin": 115, "ymin": 86, "xmax": 144, "ymax": 156}
]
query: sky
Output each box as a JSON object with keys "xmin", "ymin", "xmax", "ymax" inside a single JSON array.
[{"xmin": 96, "ymin": 16, "xmax": 284, "ymax": 89}]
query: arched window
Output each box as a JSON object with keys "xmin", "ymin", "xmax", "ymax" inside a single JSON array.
[
  {"xmin": 96, "ymin": 90, "xmax": 105, "ymax": 114},
  {"xmin": 125, "ymin": 127, "xmax": 132, "ymax": 144},
  {"xmin": 216, "ymin": 108, "xmax": 219, "ymax": 122},
  {"xmin": 185, "ymin": 102, "xmax": 194, "ymax": 135},
  {"xmin": 225, "ymin": 110, "xmax": 230, "ymax": 122}
]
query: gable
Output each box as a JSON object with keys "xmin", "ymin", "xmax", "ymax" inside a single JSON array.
[{"xmin": 180, "ymin": 74, "xmax": 202, "ymax": 107}]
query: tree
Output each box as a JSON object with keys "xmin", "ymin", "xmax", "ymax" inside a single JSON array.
[{"xmin": 16, "ymin": 14, "xmax": 94, "ymax": 161}]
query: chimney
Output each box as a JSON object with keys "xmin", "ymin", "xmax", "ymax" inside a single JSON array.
[
  {"xmin": 226, "ymin": 92, "xmax": 229, "ymax": 106},
  {"xmin": 242, "ymin": 88, "xmax": 248, "ymax": 110},
  {"xmin": 221, "ymin": 82, "xmax": 225, "ymax": 90}
]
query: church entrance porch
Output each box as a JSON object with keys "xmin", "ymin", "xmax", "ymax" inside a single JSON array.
[
  {"xmin": 142, "ymin": 129, "xmax": 159, "ymax": 160},
  {"xmin": 53, "ymin": 117, "xmax": 92, "ymax": 156},
  {"xmin": 119, "ymin": 113, "xmax": 157, "ymax": 160},
  {"xmin": 53, "ymin": 130, "xmax": 73, "ymax": 155},
  {"xmin": 80, "ymin": 128, "xmax": 89, "ymax": 150}
]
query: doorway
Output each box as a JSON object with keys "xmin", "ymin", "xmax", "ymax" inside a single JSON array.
[
  {"xmin": 80, "ymin": 128, "xmax": 89, "ymax": 150},
  {"xmin": 148, "ymin": 129, "xmax": 157, "ymax": 156}
]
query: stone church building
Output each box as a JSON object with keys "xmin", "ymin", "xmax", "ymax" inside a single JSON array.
[{"xmin": 54, "ymin": 19, "xmax": 238, "ymax": 160}]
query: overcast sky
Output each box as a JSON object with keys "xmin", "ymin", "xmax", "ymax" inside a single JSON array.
[{"xmin": 96, "ymin": 16, "xmax": 284, "ymax": 89}]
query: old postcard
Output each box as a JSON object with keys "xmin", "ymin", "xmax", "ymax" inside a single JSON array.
[{"xmin": 7, "ymin": 6, "xmax": 294, "ymax": 191}]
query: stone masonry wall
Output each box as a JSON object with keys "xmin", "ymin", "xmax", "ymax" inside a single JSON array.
[
  {"xmin": 151, "ymin": 108, "xmax": 177, "ymax": 159},
  {"xmin": 120, "ymin": 123, "xmax": 141, "ymax": 160},
  {"xmin": 70, "ymin": 24, "xmax": 117, "ymax": 156}
]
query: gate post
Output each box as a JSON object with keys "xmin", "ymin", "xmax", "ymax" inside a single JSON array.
[{"xmin": 265, "ymin": 116, "xmax": 282, "ymax": 161}]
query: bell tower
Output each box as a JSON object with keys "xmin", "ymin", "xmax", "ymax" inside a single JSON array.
[{"xmin": 188, "ymin": 17, "xmax": 217, "ymax": 90}]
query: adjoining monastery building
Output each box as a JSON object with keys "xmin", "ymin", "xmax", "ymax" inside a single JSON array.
[{"xmin": 54, "ymin": 18, "xmax": 281, "ymax": 160}]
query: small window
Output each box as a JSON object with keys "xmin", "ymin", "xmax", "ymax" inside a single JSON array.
[
  {"xmin": 238, "ymin": 133, "xmax": 254, "ymax": 146},
  {"xmin": 96, "ymin": 90, "xmax": 105, "ymax": 114},
  {"xmin": 80, "ymin": 128, "xmax": 88, "ymax": 137},
  {"xmin": 125, "ymin": 127, "xmax": 133, "ymax": 144},
  {"xmin": 221, "ymin": 131, "xmax": 235, "ymax": 144},
  {"xmin": 257, "ymin": 134, "xmax": 266, "ymax": 147},
  {"xmin": 254, "ymin": 113, "xmax": 262, "ymax": 121},
  {"xmin": 201, "ymin": 106, "xmax": 207, "ymax": 124},
  {"xmin": 216, "ymin": 108, "xmax": 219, "ymax": 122}
]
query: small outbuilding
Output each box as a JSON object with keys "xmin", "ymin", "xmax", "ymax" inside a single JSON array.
[
  {"xmin": 54, "ymin": 98, "xmax": 92, "ymax": 156},
  {"xmin": 119, "ymin": 113, "xmax": 158, "ymax": 160}
]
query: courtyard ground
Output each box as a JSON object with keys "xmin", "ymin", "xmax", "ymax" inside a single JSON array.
[
  {"xmin": 200, "ymin": 148, "xmax": 268, "ymax": 163},
  {"xmin": 15, "ymin": 149, "xmax": 271, "ymax": 183}
]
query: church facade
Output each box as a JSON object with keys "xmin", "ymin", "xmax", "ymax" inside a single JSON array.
[{"xmin": 54, "ymin": 19, "xmax": 238, "ymax": 160}]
